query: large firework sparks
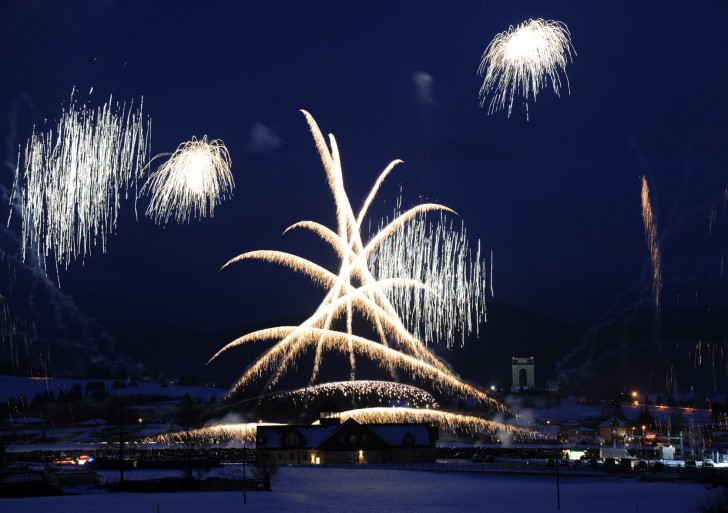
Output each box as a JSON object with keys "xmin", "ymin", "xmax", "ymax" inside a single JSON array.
[
  {"xmin": 211, "ymin": 111, "xmax": 497, "ymax": 408},
  {"xmin": 11, "ymin": 91, "xmax": 150, "ymax": 272},
  {"xmin": 478, "ymin": 18, "xmax": 575, "ymax": 119},
  {"xmin": 142, "ymin": 136, "xmax": 234, "ymax": 224}
]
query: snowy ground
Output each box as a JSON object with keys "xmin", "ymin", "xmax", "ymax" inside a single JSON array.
[{"xmin": 2, "ymin": 465, "xmax": 719, "ymax": 513}]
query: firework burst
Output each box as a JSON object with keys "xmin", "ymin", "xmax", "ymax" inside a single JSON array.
[
  {"xmin": 11, "ymin": 90, "xmax": 150, "ymax": 272},
  {"xmin": 211, "ymin": 111, "xmax": 498, "ymax": 408},
  {"xmin": 142, "ymin": 136, "xmax": 234, "ymax": 224},
  {"xmin": 478, "ymin": 18, "xmax": 575, "ymax": 119}
]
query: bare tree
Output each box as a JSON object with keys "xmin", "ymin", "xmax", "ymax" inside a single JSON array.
[
  {"xmin": 252, "ymin": 450, "xmax": 278, "ymax": 491},
  {"xmin": 177, "ymin": 397, "xmax": 206, "ymax": 481}
]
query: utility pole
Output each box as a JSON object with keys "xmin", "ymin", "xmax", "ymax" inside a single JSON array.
[
  {"xmin": 555, "ymin": 458, "xmax": 561, "ymax": 510},
  {"xmin": 242, "ymin": 442, "xmax": 247, "ymax": 504}
]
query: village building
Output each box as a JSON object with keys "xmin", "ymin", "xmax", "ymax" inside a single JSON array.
[
  {"xmin": 256, "ymin": 418, "xmax": 437, "ymax": 465},
  {"xmin": 598, "ymin": 417, "xmax": 629, "ymax": 443}
]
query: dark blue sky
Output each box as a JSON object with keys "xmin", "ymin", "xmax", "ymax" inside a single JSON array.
[{"xmin": 1, "ymin": 0, "xmax": 727, "ymax": 341}]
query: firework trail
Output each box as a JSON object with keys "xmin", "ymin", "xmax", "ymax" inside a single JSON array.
[
  {"xmin": 641, "ymin": 175, "xmax": 662, "ymax": 315},
  {"xmin": 142, "ymin": 136, "xmax": 234, "ymax": 224},
  {"xmin": 478, "ymin": 19, "xmax": 575, "ymax": 119},
  {"xmin": 212, "ymin": 111, "xmax": 497, "ymax": 408},
  {"xmin": 11, "ymin": 90, "xmax": 150, "ymax": 273}
]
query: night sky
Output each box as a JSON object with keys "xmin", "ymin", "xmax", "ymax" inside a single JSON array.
[{"xmin": 1, "ymin": 1, "xmax": 728, "ymax": 385}]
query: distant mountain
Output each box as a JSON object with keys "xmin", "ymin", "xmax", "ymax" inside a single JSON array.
[
  {"xmin": 103, "ymin": 303, "xmax": 728, "ymax": 398},
  {"xmin": 444, "ymin": 303, "xmax": 581, "ymax": 390},
  {"xmin": 104, "ymin": 315, "xmax": 309, "ymax": 387},
  {"xmin": 104, "ymin": 305, "xmax": 578, "ymax": 391}
]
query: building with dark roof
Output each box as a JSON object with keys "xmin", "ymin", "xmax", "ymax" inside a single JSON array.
[{"xmin": 256, "ymin": 418, "xmax": 437, "ymax": 465}]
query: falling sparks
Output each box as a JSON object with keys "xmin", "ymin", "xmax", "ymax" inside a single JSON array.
[
  {"xmin": 478, "ymin": 18, "xmax": 575, "ymax": 119},
  {"xmin": 641, "ymin": 175, "xmax": 661, "ymax": 315},
  {"xmin": 368, "ymin": 207, "xmax": 488, "ymax": 348},
  {"xmin": 211, "ymin": 111, "xmax": 497, "ymax": 409},
  {"xmin": 271, "ymin": 380, "xmax": 438, "ymax": 408},
  {"xmin": 142, "ymin": 136, "xmax": 234, "ymax": 224},
  {"xmin": 11, "ymin": 90, "xmax": 150, "ymax": 272}
]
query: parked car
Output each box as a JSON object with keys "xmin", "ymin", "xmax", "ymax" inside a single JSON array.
[
  {"xmin": 703, "ymin": 459, "xmax": 715, "ymax": 468},
  {"xmin": 685, "ymin": 459, "xmax": 696, "ymax": 469},
  {"xmin": 634, "ymin": 460, "xmax": 648, "ymax": 471},
  {"xmin": 650, "ymin": 461, "xmax": 665, "ymax": 471}
]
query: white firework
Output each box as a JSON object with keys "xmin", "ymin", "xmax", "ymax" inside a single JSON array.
[
  {"xmin": 478, "ymin": 18, "xmax": 575, "ymax": 119},
  {"xmin": 12, "ymin": 90, "xmax": 150, "ymax": 272},
  {"xmin": 142, "ymin": 136, "xmax": 234, "ymax": 224}
]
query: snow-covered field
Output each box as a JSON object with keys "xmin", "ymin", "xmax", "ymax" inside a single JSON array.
[{"xmin": 2, "ymin": 466, "xmax": 718, "ymax": 513}]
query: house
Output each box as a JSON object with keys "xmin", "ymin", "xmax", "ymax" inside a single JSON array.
[
  {"xmin": 256, "ymin": 418, "xmax": 437, "ymax": 465},
  {"xmin": 597, "ymin": 417, "xmax": 629, "ymax": 443},
  {"xmin": 559, "ymin": 419, "xmax": 600, "ymax": 445}
]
